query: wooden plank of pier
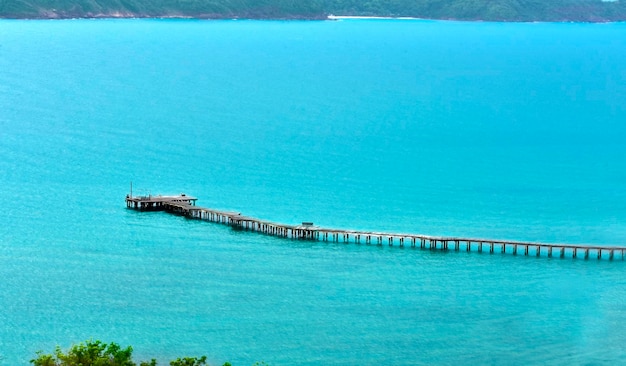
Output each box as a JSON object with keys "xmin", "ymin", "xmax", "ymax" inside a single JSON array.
[{"xmin": 125, "ymin": 194, "xmax": 626, "ymax": 261}]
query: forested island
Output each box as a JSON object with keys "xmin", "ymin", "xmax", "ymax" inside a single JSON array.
[{"xmin": 1, "ymin": 0, "xmax": 626, "ymax": 22}]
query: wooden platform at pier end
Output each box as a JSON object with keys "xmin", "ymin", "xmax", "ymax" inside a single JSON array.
[
  {"xmin": 125, "ymin": 193, "xmax": 197, "ymax": 211},
  {"xmin": 126, "ymin": 193, "xmax": 626, "ymax": 261}
]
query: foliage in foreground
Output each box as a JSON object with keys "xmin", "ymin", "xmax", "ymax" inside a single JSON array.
[{"xmin": 30, "ymin": 340, "xmax": 229, "ymax": 366}]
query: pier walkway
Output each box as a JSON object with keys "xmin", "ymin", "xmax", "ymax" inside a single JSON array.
[{"xmin": 126, "ymin": 194, "xmax": 626, "ymax": 261}]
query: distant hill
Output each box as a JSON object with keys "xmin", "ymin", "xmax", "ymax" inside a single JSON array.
[
  {"xmin": 0, "ymin": 0, "xmax": 327, "ymax": 19},
  {"xmin": 327, "ymin": 0, "xmax": 626, "ymax": 22},
  {"xmin": 2, "ymin": 0, "xmax": 626, "ymax": 21}
]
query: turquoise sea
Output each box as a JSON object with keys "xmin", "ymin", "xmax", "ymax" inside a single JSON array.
[{"xmin": 1, "ymin": 18, "xmax": 626, "ymax": 365}]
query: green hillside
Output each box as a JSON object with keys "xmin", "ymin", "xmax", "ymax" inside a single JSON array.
[
  {"xmin": 0, "ymin": 0, "xmax": 326, "ymax": 19},
  {"xmin": 327, "ymin": 0, "xmax": 626, "ymax": 21},
  {"xmin": 1, "ymin": 0, "xmax": 626, "ymax": 21}
]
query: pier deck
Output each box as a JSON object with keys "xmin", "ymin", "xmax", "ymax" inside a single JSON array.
[{"xmin": 125, "ymin": 194, "xmax": 626, "ymax": 260}]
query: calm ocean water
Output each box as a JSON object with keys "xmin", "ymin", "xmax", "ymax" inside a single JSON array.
[{"xmin": 1, "ymin": 18, "xmax": 626, "ymax": 365}]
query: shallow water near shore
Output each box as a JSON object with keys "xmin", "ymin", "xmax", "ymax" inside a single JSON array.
[{"xmin": 1, "ymin": 19, "xmax": 626, "ymax": 365}]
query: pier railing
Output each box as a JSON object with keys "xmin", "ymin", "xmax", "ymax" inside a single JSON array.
[{"xmin": 126, "ymin": 194, "xmax": 626, "ymax": 261}]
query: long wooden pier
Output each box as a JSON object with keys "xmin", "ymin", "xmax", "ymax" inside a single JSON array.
[{"xmin": 126, "ymin": 193, "xmax": 626, "ymax": 261}]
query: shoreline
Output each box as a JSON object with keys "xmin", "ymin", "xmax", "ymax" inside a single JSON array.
[
  {"xmin": 327, "ymin": 15, "xmax": 625, "ymax": 24},
  {"xmin": 327, "ymin": 15, "xmax": 424, "ymax": 20},
  {"xmin": 1, "ymin": 13, "xmax": 625, "ymax": 23}
]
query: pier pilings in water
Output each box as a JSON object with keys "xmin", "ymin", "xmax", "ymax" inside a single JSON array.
[{"xmin": 126, "ymin": 194, "xmax": 626, "ymax": 261}]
